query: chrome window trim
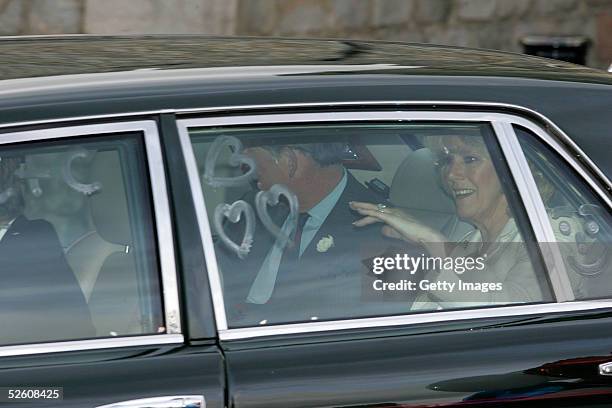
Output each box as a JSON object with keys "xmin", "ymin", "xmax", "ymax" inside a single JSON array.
[
  {"xmin": 492, "ymin": 121, "xmax": 574, "ymax": 302},
  {"xmin": 178, "ymin": 110, "xmax": 611, "ymax": 340},
  {"xmin": 141, "ymin": 122, "xmax": 182, "ymax": 334},
  {"xmin": 221, "ymin": 301, "xmax": 612, "ymax": 340},
  {"xmin": 503, "ymin": 115, "xmax": 611, "ymax": 209},
  {"xmin": 0, "ymin": 335, "xmax": 184, "ymax": 358},
  {"xmin": 177, "ymin": 122, "xmax": 229, "ymax": 331},
  {"xmin": 0, "ymin": 121, "xmax": 183, "ymax": 356}
]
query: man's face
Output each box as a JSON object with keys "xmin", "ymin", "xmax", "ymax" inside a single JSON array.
[{"xmin": 243, "ymin": 147, "xmax": 291, "ymax": 191}]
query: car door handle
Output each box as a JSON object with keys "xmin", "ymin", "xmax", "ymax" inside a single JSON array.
[
  {"xmin": 96, "ymin": 395, "xmax": 205, "ymax": 408},
  {"xmin": 599, "ymin": 362, "xmax": 612, "ymax": 376}
]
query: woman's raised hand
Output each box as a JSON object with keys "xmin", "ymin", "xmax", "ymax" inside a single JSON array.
[{"xmin": 349, "ymin": 201, "xmax": 447, "ymax": 248}]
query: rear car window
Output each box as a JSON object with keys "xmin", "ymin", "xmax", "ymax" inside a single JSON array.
[
  {"xmin": 515, "ymin": 125, "xmax": 612, "ymax": 300},
  {"xmin": 0, "ymin": 133, "xmax": 163, "ymax": 345},
  {"xmin": 189, "ymin": 122, "xmax": 554, "ymax": 328}
]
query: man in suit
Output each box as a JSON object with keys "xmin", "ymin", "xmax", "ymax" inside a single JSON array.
[
  {"xmin": 218, "ymin": 142, "xmax": 418, "ymax": 326},
  {"xmin": 0, "ymin": 156, "xmax": 95, "ymax": 345}
]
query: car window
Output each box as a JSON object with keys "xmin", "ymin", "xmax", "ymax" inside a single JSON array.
[
  {"xmin": 189, "ymin": 122, "xmax": 553, "ymax": 328},
  {"xmin": 515, "ymin": 125, "xmax": 612, "ymax": 300},
  {"xmin": 0, "ymin": 133, "xmax": 163, "ymax": 346}
]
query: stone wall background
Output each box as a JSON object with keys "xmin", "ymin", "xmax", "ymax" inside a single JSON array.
[{"xmin": 0, "ymin": 0, "xmax": 611, "ymax": 69}]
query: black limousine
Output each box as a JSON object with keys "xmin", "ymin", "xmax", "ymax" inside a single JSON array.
[{"xmin": 0, "ymin": 36, "xmax": 611, "ymax": 408}]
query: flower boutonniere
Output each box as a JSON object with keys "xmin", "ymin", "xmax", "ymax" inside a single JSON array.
[{"xmin": 316, "ymin": 235, "xmax": 334, "ymax": 253}]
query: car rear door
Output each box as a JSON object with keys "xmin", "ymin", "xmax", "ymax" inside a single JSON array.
[
  {"xmin": 0, "ymin": 118, "xmax": 225, "ymax": 408},
  {"xmin": 178, "ymin": 105, "xmax": 612, "ymax": 408}
]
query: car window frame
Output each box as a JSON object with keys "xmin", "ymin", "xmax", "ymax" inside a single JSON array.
[
  {"xmin": 0, "ymin": 120, "xmax": 183, "ymax": 357},
  {"xmin": 176, "ymin": 107, "xmax": 612, "ymax": 341}
]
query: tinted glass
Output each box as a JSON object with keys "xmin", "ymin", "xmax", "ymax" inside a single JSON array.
[
  {"xmin": 0, "ymin": 133, "xmax": 163, "ymax": 345},
  {"xmin": 190, "ymin": 123, "xmax": 553, "ymax": 328},
  {"xmin": 516, "ymin": 125, "xmax": 612, "ymax": 300}
]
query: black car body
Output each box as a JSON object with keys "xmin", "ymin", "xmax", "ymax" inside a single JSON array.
[{"xmin": 0, "ymin": 36, "xmax": 611, "ymax": 408}]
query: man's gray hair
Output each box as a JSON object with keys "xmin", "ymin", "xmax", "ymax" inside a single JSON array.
[{"xmin": 261, "ymin": 142, "xmax": 346, "ymax": 166}]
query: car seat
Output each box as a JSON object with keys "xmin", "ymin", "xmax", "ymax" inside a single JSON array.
[{"xmin": 65, "ymin": 150, "xmax": 143, "ymax": 336}]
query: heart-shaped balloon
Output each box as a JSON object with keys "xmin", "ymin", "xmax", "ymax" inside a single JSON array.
[
  {"xmin": 213, "ymin": 200, "xmax": 256, "ymax": 259},
  {"xmin": 255, "ymin": 184, "xmax": 299, "ymax": 248},
  {"xmin": 203, "ymin": 135, "xmax": 256, "ymax": 188}
]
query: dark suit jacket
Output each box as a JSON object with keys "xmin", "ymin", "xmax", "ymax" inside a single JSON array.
[
  {"xmin": 218, "ymin": 173, "xmax": 421, "ymax": 326},
  {"xmin": 0, "ymin": 216, "xmax": 95, "ymax": 345}
]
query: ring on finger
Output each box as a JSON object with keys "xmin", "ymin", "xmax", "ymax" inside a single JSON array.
[{"xmin": 377, "ymin": 203, "xmax": 387, "ymax": 213}]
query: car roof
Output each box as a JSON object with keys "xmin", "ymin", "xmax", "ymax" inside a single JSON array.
[
  {"xmin": 1, "ymin": 35, "xmax": 611, "ymax": 84},
  {"xmin": 1, "ymin": 35, "xmax": 610, "ymax": 118}
]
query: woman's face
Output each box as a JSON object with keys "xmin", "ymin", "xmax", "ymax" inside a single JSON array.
[{"xmin": 437, "ymin": 137, "xmax": 506, "ymax": 225}]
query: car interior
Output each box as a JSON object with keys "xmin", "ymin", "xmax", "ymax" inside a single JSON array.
[
  {"xmin": 192, "ymin": 125, "xmax": 475, "ymax": 247},
  {"xmin": 16, "ymin": 138, "xmax": 162, "ymax": 338},
  {"xmin": 193, "ymin": 122, "xmax": 610, "ymax": 308},
  {"xmin": 8, "ymin": 122, "xmax": 608, "ymax": 339}
]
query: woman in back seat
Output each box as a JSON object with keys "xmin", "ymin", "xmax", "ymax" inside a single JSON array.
[
  {"xmin": 0, "ymin": 155, "xmax": 95, "ymax": 345},
  {"xmin": 350, "ymin": 135, "xmax": 547, "ymax": 309}
]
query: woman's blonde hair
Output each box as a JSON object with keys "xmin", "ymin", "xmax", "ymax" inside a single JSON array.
[{"xmin": 421, "ymin": 134, "xmax": 489, "ymax": 158}]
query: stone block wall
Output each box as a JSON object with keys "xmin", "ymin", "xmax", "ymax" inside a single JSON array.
[
  {"xmin": 0, "ymin": 0, "xmax": 610, "ymax": 69},
  {"xmin": 233, "ymin": 0, "xmax": 612, "ymax": 68}
]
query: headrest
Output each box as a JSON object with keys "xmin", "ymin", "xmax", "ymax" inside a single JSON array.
[
  {"xmin": 89, "ymin": 151, "xmax": 132, "ymax": 245},
  {"xmin": 389, "ymin": 148, "xmax": 454, "ymax": 213}
]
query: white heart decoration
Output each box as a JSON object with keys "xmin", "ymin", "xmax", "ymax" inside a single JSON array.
[
  {"xmin": 63, "ymin": 148, "xmax": 102, "ymax": 196},
  {"xmin": 203, "ymin": 135, "xmax": 256, "ymax": 188},
  {"xmin": 255, "ymin": 184, "xmax": 299, "ymax": 249},
  {"xmin": 213, "ymin": 200, "xmax": 256, "ymax": 259}
]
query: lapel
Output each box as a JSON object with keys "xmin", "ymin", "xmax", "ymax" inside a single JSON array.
[
  {"xmin": 0, "ymin": 216, "xmax": 37, "ymax": 273},
  {"xmin": 300, "ymin": 198, "xmax": 351, "ymax": 261},
  {"xmin": 299, "ymin": 173, "xmax": 376, "ymax": 261}
]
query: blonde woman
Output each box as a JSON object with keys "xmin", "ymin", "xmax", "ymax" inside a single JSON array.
[{"xmin": 350, "ymin": 135, "xmax": 547, "ymax": 310}]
